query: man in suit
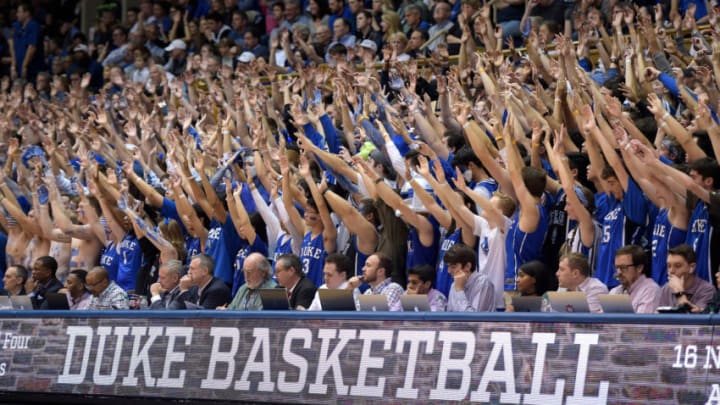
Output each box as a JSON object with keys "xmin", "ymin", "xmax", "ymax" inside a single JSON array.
[
  {"xmin": 184, "ymin": 253, "xmax": 231, "ymax": 309},
  {"xmin": 149, "ymin": 260, "xmax": 196, "ymax": 310},
  {"xmin": 275, "ymin": 254, "xmax": 317, "ymax": 310},
  {"xmin": 28, "ymin": 256, "xmax": 63, "ymax": 309}
]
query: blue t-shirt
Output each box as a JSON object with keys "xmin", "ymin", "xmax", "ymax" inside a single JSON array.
[
  {"xmin": 687, "ymin": 201, "xmax": 712, "ymax": 282},
  {"xmin": 100, "ymin": 241, "xmax": 120, "ymax": 282},
  {"xmin": 651, "ymin": 208, "xmax": 687, "ymax": 285},
  {"xmin": 504, "ymin": 203, "xmax": 549, "ymax": 290},
  {"xmin": 232, "ymin": 236, "xmax": 268, "ymax": 296},
  {"xmin": 185, "ymin": 236, "xmax": 201, "ymax": 265},
  {"xmin": 435, "ymin": 227, "xmax": 461, "ymax": 297},
  {"xmin": 300, "ymin": 232, "xmax": 326, "ymax": 287},
  {"xmin": 205, "ymin": 217, "xmax": 241, "ymax": 285},
  {"xmin": 12, "ymin": 19, "xmax": 44, "ymax": 77},
  {"xmin": 595, "ymin": 179, "xmax": 648, "ymax": 288},
  {"xmin": 117, "ymin": 234, "xmax": 143, "ymax": 292},
  {"xmin": 406, "ymin": 216, "xmax": 440, "ymax": 272}
]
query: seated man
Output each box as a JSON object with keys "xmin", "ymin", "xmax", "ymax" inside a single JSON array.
[
  {"xmin": 405, "ymin": 265, "xmax": 447, "ymax": 312},
  {"xmin": 444, "ymin": 244, "xmax": 495, "ymax": 312},
  {"xmin": 183, "ymin": 253, "xmax": 231, "ymax": 309},
  {"xmin": 149, "ymin": 260, "xmax": 196, "ymax": 310},
  {"xmin": 1, "ymin": 265, "xmax": 28, "ymax": 296},
  {"xmin": 555, "ymin": 253, "xmax": 608, "ymax": 313},
  {"xmin": 659, "ymin": 244, "xmax": 716, "ymax": 312},
  {"xmin": 86, "ymin": 266, "xmax": 129, "ymax": 310},
  {"xmin": 308, "ymin": 253, "xmax": 355, "ymax": 311},
  {"xmin": 347, "ymin": 252, "xmax": 404, "ymax": 311},
  {"xmin": 226, "ymin": 253, "xmax": 277, "ymax": 310},
  {"xmin": 275, "ymin": 254, "xmax": 317, "ymax": 310},
  {"xmin": 28, "ymin": 257, "xmax": 63, "ymax": 309},
  {"xmin": 609, "ymin": 245, "xmax": 660, "ymax": 314}
]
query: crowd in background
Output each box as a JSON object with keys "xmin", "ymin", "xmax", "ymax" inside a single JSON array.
[{"xmin": 0, "ymin": 0, "xmax": 717, "ymax": 313}]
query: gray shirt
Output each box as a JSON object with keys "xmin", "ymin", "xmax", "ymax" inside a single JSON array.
[{"xmin": 447, "ymin": 271, "xmax": 496, "ymax": 312}]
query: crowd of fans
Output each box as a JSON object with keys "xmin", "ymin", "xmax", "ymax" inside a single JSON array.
[{"xmin": 0, "ymin": 0, "xmax": 717, "ymax": 314}]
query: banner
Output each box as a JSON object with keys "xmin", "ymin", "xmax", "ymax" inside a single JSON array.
[{"xmin": 0, "ymin": 313, "xmax": 719, "ymax": 404}]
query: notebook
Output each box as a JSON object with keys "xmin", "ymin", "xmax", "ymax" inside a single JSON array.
[
  {"xmin": 259, "ymin": 288, "xmax": 290, "ymax": 310},
  {"xmin": 400, "ymin": 295, "xmax": 431, "ymax": 312},
  {"xmin": 598, "ymin": 294, "xmax": 635, "ymax": 313},
  {"xmin": 544, "ymin": 291, "xmax": 590, "ymax": 313},
  {"xmin": 10, "ymin": 295, "xmax": 34, "ymax": 310},
  {"xmin": 358, "ymin": 295, "xmax": 389, "ymax": 311},
  {"xmin": 319, "ymin": 289, "xmax": 356, "ymax": 311},
  {"xmin": 45, "ymin": 293, "xmax": 70, "ymax": 310},
  {"xmin": 511, "ymin": 296, "xmax": 543, "ymax": 312}
]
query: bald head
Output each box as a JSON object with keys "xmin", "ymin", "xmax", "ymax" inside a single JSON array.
[{"xmin": 86, "ymin": 266, "xmax": 111, "ymax": 297}]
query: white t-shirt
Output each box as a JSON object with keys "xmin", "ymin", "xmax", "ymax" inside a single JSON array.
[{"xmin": 473, "ymin": 214, "xmax": 511, "ymax": 309}]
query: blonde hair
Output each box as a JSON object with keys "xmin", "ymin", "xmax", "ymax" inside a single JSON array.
[
  {"xmin": 160, "ymin": 219, "xmax": 187, "ymax": 262},
  {"xmin": 381, "ymin": 11, "xmax": 401, "ymax": 41},
  {"xmin": 493, "ymin": 191, "xmax": 517, "ymax": 218}
]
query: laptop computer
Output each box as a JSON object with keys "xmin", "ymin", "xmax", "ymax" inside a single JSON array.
[
  {"xmin": 10, "ymin": 295, "xmax": 34, "ymax": 310},
  {"xmin": 45, "ymin": 293, "xmax": 70, "ymax": 310},
  {"xmin": 544, "ymin": 291, "xmax": 590, "ymax": 313},
  {"xmin": 400, "ymin": 295, "xmax": 431, "ymax": 312},
  {"xmin": 259, "ymin": 288, "xmax": 290, "ymax": 310},
  {"xmin": 358, "ymin": 295, "xmax": 389, "ymax": 311},
  {"xmin": 0, "ymin": 296, "xmax": 11, "ymax": 310},
  {"xmin": 511, "ymin": 296, "xmax": 543, "ymax": 312},
  {"xmin": 598, "ymin": 294, "xmax": 635, "ymax": 313},
  {"xmin": 319, "ymin": 289, "xmax": 356, "ymax": 311}
]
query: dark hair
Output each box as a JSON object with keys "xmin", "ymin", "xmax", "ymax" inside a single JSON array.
[
  {"xmin": 359, "ymin": 9, "xmax": 372, "ymax": 20},
  {"xmin": 35, "ymin": 256, "xmax": 58, "ymax": 276},
  {"xmin": 10, "ymin": 265, "xmax": 28, "ymax": 284},
  {"xmin": 277, "ymin": 254, "xmax": 304, "ymax": 277},
  {"xmin": 69, "ymin": 269, "xmax": 88, "ymax": 284},
  {"xmin": 518, "ymin": 260, "xmax": 555, "ymax": 296},
  {"xmin": 521, "ymin": 166, "xmax": 547, "ymax": 198},
  {"xmin": 311, "ymin": 0, "xmax": 331, "ymax": 18},
  {"xmin": 560, "ymin": 252, "xmax": 590, "ymax": 277},
  {"xmin": 443, "ymin": 244, "xmax": 476, "ymax": 271},
  {"xmin": 372, "ymin": 252, "xmax": 393, "ymax": 279},
  {"xmin": 324, "ymin": 253, "xmax": 352, "ymax": 278},
  {"xmin": 206, "ymin": 12, "xmax": 224, "ymax": 23},
  {"xmin": 688, "ymin": 157, "xmax": 720, "ymax": 189},
  {"xmin": 691, "ymin": 131, "xmax": 716, "ymax": 160},
  {"xmin": 407, "ymin": 264, "xmax": 435, "ymax": 284},
  {"xmin": 452, "ymin": 145, "xmax": 484, "ymax": 171},
  {"xmin": 600, "ymin": 164, "xmax": 617, "ymax": 180},
  {"xmin": 328, "ymin": 43, "xmax": 347, "ymax": 56},
  {"xmin": 615, "ymin": 245, "xmax": 647, "ymax": 274},
  {"xmin": 668, "ymin": 243, "xmax": 696, "ymax": 264}
]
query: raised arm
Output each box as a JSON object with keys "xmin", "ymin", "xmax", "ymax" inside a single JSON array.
[{"xmin": 300, "ymin": 157, "xmax": 336, "ymax": 253}]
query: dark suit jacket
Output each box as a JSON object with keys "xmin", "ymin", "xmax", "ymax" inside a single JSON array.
[
  {"xmin": 289, "ymin": 276, "xmax": 317, "ymax": 309},
  {"xmin": 149, "ymin": 287, "xmax": 197, "ymax": 310},
  {"xmin": 32, "ymin": 278, "xmax": 63, "ymax": 309},
  {"xmin": 195, "ymin": 277, "xmax": 231, "ymax": 309}
]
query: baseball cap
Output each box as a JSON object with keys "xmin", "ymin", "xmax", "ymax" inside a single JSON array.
[
  {"xmin": 164, "ymin": 39, "xmax": 187, "ymax": 52},
  {"xmin": 73, "ymin": 44, "xmax": 89, "ymax": 53},
  {"xmin": 358, "ymin": 39, "xmax": 377, "ymax": 53},
  {"xmin": 237, "ymin": 51, "xmax": 256, "ymax": 63}
]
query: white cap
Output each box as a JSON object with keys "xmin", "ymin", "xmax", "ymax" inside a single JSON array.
[
  {"xmin": 237, "ymin": 51, "xmax": 256, "ymax": 63},
  {"xmin": 164, "ymin": 39, "xmax": 187, "ymax": 52},
  {"xmin": 73, "ymin": 44, "xmax": 89, "ymax": 53},
  {"xmin": 358, "ymin": 39, "xmax": 377, "ymax": 53}
]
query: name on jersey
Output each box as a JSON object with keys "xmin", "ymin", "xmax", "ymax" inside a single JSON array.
[{"xmin": 300, "ymin": 245, "xmax": 323, "ymax": 260}]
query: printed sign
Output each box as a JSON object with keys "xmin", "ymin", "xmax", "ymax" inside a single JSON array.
[{"xmin": 0, "ymin": 315, "xmax": 718, "ymax": 404}]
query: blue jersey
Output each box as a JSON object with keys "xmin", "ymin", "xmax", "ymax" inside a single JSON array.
[
  {"xmin": 406, "ymin": 216, "xmax": 440, "ymax": 271},
  {"xmin": 651, "ymin": 208, "xmax": 687, "ymax": 285},
  {"xmin": 505, "ymin": 203, "xmax": 548, "ymax": 290},
  {"xmin": 300, "ymin": 232, "xmax": 326, "ymax": 287},
  {"xmin": 594, "ymin": 192, "xmax": 611, "ymax": 224},
  {"xmin": 435, "ymin": 227, "xmax": 461, "ymax": 297},
  {"xmin": 595, "ymin": 179, "xmax": 648, "ymax": 288},
  {"xmin": 232, "ymin": 236, "xmax": 268, "ymax": 296},
  {"xmin": 117, "ymin": 234, "xmax": 143, "ymax": 292},
  {"xmin": 273, "ymin": 233, "xmax": 293, "ymax": 263},
  {"xmin": 351, "ymin": 236, "xmax": 370, "ymax": 278},
  {"xmin": 100, "ymin": 241, "xmax": 120, "ymax": 282},
  {"xmin": 687, "ymin": 201, "xmax": 712, "ymax": 282},
  {"xmin": 205, "ymin": 217, "xmax": 241, "ymax": 285},
  {"xmin": 185, "ymin": 236, "xmax": 201, "ymax": 265}
]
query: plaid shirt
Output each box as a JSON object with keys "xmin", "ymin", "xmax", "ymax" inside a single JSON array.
[
  {"xmin": 89, "ymin": 282, "xmax": 129, "ymax": 310},
  {"xmin": 364, "ymin": 278, "xmax": 404, "ymax": 312}
]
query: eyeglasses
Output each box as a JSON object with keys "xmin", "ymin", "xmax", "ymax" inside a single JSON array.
[{"xmin": 615, "ymin": 264, "xmax": 636, "ymax": 272}]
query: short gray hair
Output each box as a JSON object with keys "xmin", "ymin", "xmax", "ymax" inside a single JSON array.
[
  {"xmin": 191, "ymin": 253, "xmax": 215, "ymax": 275},
  {"xmin": 161, "ymin": 260, "xmax": 185, "ymax": 278}
]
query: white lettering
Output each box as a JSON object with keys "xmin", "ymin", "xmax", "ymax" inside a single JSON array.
[
  {"xmin": 566, "ymin": 333, "xmax": 608, "ymax": 405},
  {"xmin": 706, "ymin": 384, "xmax": 720, "ymax": 404},
  {"xmin": 471, "ymin": 331, "xmax": 520, "ymax": 403},
  {"xmin": 277, "ymin": 328, "xmax": 312, "ymax": 393},
  {"xmin": 350, "ymin": 330, "xmax": 393, "ymax": 397},
  {"xmin": 157, "ymin": 327, "xmax": 192, "ymax": 388},
  {"xmin": 705, "ymin": 346, "xmax": 720, "ymax": 369},
  {"xmin": 395, "ymin": 330, "xmax": 436, "ymax": 399},
  {"xmin": 235, "ymin": 328, "xmax": 275, "ymax": 392},
  {"xmin": 58, "ymin": 326, "xmax": 94, "ymax": 384},
  {"xmin": 93, "ymin": 326, "xmax": 129, "ymax": 385},
  {"xmin": 121, "ymin": 326, "xmax": 162, "ymax": 387},
  {"xmin": 429, "ymin": 331, "xmax": 475, "ymax": 401},
  {"xmin": 201, "ymin": 327, "xmax": 240, "ymax": 389},
  {"xmin": 308, "ymin": 329, "xmax": 356, "ymax": 395},
  {"xmin": 523, "ymin": 333, "xmax": 564, "ymax": 404}
]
